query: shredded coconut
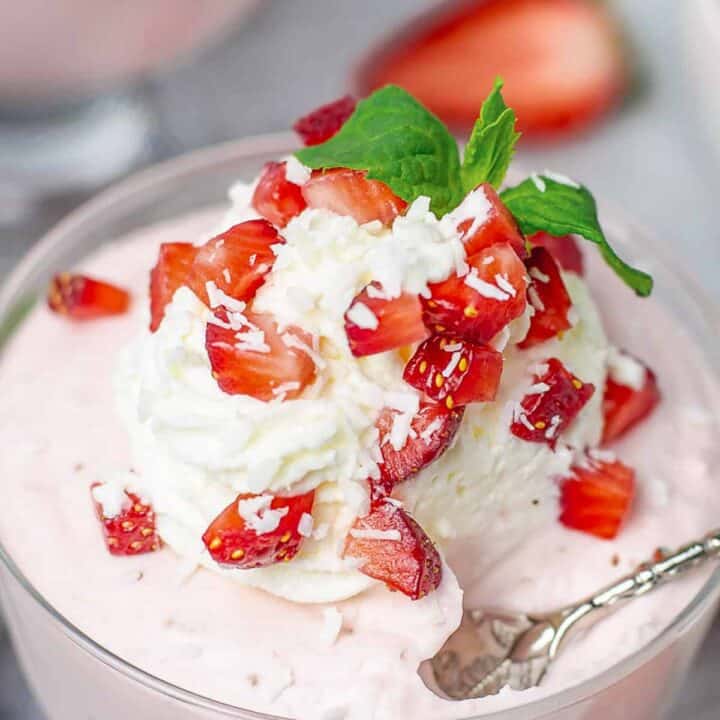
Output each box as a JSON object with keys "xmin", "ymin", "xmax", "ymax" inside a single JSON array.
[
  {"xmin": 528, "ymin": 285, "xmax": 545, "ymax": 312},
  {"xmin": 298, "ymin": 513, "xmax": 314, "ymax": 538},
  {"xmin": 237, "ymin": 495, "xmax": 290, "ymax": 534},
  {"xmin": 205, "ymin": 281, "xmax": 247, "ymax": 313},
  {"xmin": 495, "ymin": 273, "xmax": 517, "ymax": 297},
  {"xmin": 530, "ymin": 173, "xmax": 547, "ymax": 193},
  {"xmin": 346, "ymin": 301, "xmax": 379, "ymax": 330},
  {"xmin": 465, "ymin": 269, "xmax": 509, "ymax": 301},
  {"xmin": 544, "ymin": 170, "xmax": 581, "ymax": 189},
  {"xmin": 349, "ymin": 528, "xmax": 402, "ymax": 541},
  {"xmin": 443, "ymin": 351, "xmax": 462, "ymax": 378},
  {"xmin": 284, "ymin": 156, "xmax": 311, "ymax": 186},
  {"xmin": 529, "ymin": 267, "xmax": 550, "ymax": 284}
]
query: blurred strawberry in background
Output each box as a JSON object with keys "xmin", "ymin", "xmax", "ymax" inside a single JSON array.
[{"xmin": 356, "ymin": 0, "xmax": 628, "ymax": 140}]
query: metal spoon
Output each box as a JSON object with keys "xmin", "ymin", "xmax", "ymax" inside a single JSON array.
[{"xmin": 422, "ymin": 529, "xmax": 720, "ymax": 700}]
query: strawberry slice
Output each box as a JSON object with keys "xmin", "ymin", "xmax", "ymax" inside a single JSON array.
[
  {"xmin": 356, "ymin": 0, "xmax": 626, "ymax": 137},
  {"xmin": 92, "ymin": 485, "xmax": 161, "ymax": 556},
  {"xmin": 457, "ymin": 184, "xmax": 526, "ymax": 258},
  {"xmin": 511, "ymin": 358, "xmax": 595, "ymax": 445},
  {"xmin": 47, "ymin": 274, "xmax": 130, "ymax": 320},
  {"xmin": 203, "ymin": 490, "xmax": 315, "ymax": 568},
  {"xmin": 293, "ymin": 95, "xmax": 357, "ymax": 146},
  {"xmin": 149, "ymin": 242, "xmax": 197, "ymax": 332},
  {"xmin": 403, "ymin": 336, "xmax": 503, "ymax": 410},
  {"xmin": 530, "ymin": 232, "xmax": 584, "ymax": 275},
  {"xmin": 345, "ymin": 284, "xmax": 428, "ymax": 357},
  {"xmin": 519, "ymin": 247, "xmax": 573, "ymax": 349},
  {"xmin": 187, "ymin": 220, "xmax": 281, "ymax": 308},
  {"xmin": 344, "ymin": 500, "xmax": 442, "ymax": 600},
  {"xmin": 252, "ymin": 161, "xmax": 307, "ymax": 228},
  {"xmin": 602, "ymin": 363, "xmax": 660, "ymax": 444},
  {"xmin": 302, "ymin": 168, "xmax": 408, "ymax": 226},
  {"xmin": 559, "ymin": 455, "xmax": 635, "ymax": 539},
  {"xmin": 206, "ymin": 309, "xmax": 317, "ymax": 401},
  {"xmin": 373, "ymin": 401, "xmax": 464, "ymax": 501},
  {"xmin": 422, "ymin": 243, "xmax": 527, "ymax": 344}
]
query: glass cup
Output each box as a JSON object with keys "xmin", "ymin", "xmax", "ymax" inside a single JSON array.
[{"xmin": 0, "ymin": 135, "xmax": 718, "ymax": 720}]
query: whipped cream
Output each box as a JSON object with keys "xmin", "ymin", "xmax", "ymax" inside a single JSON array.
[{"xmin": 114, "ymin": 179, "xmax": 609, "ymax": 602}]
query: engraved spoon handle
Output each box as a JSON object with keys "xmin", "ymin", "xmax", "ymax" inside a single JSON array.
[{"xmin": 544, "ymin": 528, "xmax": 720, "ymax": 658}]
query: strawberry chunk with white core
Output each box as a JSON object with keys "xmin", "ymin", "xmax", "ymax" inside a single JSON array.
[
  {"xmin": 403, "ymin": 335, "xmax": 503, "ymax": 410},
  {"xmin": 92, "ymin": 485, "xmax": 161, "ymax": 556},
  {"xmin": 355, "ymin": 0, "xmax": 626, "ymax": 137},
  {"xmin": 293, "ymin": 95, "xmax": 357, "ymax": 146},
  {"xmin": 345, "ymin": 283, "xmax": 428, "ymax": 357},
  {"xmin": 149, "ymin": 242, "xmax": 197, "ymax": 332},
  {"xmin": 602, "ymin": 355, "xmax": 660, "ymax": 445},
  {"xmin": 344, "ymin": 500, "xmax": 442, "ymax": 600},
  {"xmin": 205, "ymin": 309, "xmax": 317, "ymax": 401},
  {"xmin": 559, "ymin": 454, "xmax": 635, "ymax": 540},
  {"xmin": 252, "ymin": 161, "xmax": 307, "ymax": 228},
  {"xmin": 519, "ymin": 247, "xmax": 573, "ymax": 349},
  {"xmin": 203, "ymin": 490, "xmax": 315, "ymax": 568},
  {"xmin": 302, "ymin": 168, "xmax": 408, "ymax": 226},
  {"xmin": 511, "ymin": 357, "xmax": 595, "ymax": 446},
  {"xmin": 47, "ymin": 274, "xmax": 130, "ymax": 321},
  {"xmin": 187, "ymin": 220, "xmax": 282, "ymax": 308},
  {"xmin": 422, "ymin": 243, "xmax": 527, "ymax": 344},
  {"xmin": 372, "ymin": 402, "xmax": 464, "ymax": 501},
  {"xmin": 456, "ymin": 183, "xmax": 526, "ymax": 258},
  {"xmin": 530, "ymin": 232, "xmax": 584, "ymax": 275}
]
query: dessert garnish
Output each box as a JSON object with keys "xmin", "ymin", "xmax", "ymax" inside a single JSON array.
[{"xmin": 47, "ymin": 273, "xmax": 130, "ymax": 320}]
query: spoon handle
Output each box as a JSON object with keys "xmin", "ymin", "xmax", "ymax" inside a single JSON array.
[{"xmin": 547, "ymin": 528, "xmax": 720, "ymax": 657}]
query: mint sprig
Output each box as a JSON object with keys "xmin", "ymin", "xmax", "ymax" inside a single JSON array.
[
  {"xmin": 501, "ymin": 176, "xmax": 653, "ymax": 296},
  {"xmin": 296, "ymin": 85, "xmax": 462, "ymax": 217},
  {"xmin": 461, "ymin": 79, "xmax": 520, "ymax": 192}
]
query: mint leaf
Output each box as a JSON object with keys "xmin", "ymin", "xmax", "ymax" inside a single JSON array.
[
  {"xmin": 461, "ymin": 79, "xmax": 520, "ymax": 192},
  {"xmin": 296, "ymin": 85, "xmax": 463, "ymax": 217},
  {"xmin": 501, "ymin": 176, "xmax": 653, "ymax": 297}
]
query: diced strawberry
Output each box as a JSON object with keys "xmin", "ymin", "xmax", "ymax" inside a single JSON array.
[
  {"xmin": 530, "ymin": 232, "xmax": 584, "ymax": 275},
  {"xmin": 403, "ymin": 336, "xmax": 503, "ymax": 410},
  {"xmin": 458, "ymin": 184, "xmax": 526, "ymax": 258},
  {"xmin": 511, "ymin": 357, "xmax": 595, "ymax": 445},
  {"xmin": 206, "ymin": 309, "xmax": 317, "ymax": 401},
  {"xmin": 559, "ymin": 455, "xmax": 635, "ymax": 539},
  {"xmin": 519, "ymin": 247, "xmax": 573, "ymax": 349},
  {"xmin": 422, "ymin": 243, "xmax": 527, "ymax": 344},
  {"xmin": 355, "ymin": 0, "xmax": 626, "ymax": 138},
  {"xmin": 602, "ymin": 363, "xmax": 660, "ymax": 444},
  {"xmin": 345, "ymin": 284, "xmax": 428, "ymax": 357},
  {"xmin": 149, "ymin": 242, "xmax": 197, "ymax": 332},
  {"xmin": 187, "ymin": 220, "xmax": 282, "ymax": 308},
  {"xmin": 203, "ymin": 490, "xmax": 315, "ymax": 568},
  {"xmin": 344, "ymin": 500, "xmax": 442, "ymax": 600},
  {"xmin": 293, "ymin": 95, "xmax": 357, "ymax": 146},
  {"xmin": 92, "ymin": 485, "xmax": 161, "ymax": 556},
  {"xmin": 47, "ymin": 274, "xmax": 130, "ymax": 320},
  {"xmin": 373, "ymin": 401, "xmax": 464, "ymax": 501},
  {"xmin": 252, "ymin": 161, "xmax": 307, "ymax": 228},
  {"xmin": 302, "ymin": 168, "xmax": 408, "ymax": 226}
]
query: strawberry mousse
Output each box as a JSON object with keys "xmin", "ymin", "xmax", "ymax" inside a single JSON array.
[{"xmin": 0, "ymin": 83, "xmax": 718, "ymax": 720}]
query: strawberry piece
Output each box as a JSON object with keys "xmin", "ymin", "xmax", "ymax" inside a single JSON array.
[
  {"xmin": 403, "ymin": 336, "xmax": 503, "ymax": 410},
  {"xmin": 345, "ymin": 284, "xmax": 428, "ymax": 357},
  {"xmin": 422, "ymin": 243, "xmax": 527, "ymax": 344},
  {"xmin": 356, "ymin": 0, "xmax": 626, "ymax": 137},
  {"xmin": 373, "ymin": 401, "xmax": 464, "ymax": 501},
  {"xmin": 203, "ymin": 490, "xmax": 315, "ymax": 568},
  {"xmin": 92, "ymin": 485, "xmax": 161, "ymax": 556},
  {"xmin": 302, "ymin": 168, "xmax": 408, "ymax": 226},
  {"xmin": 458, "ymin": 184, "xmax": 526, "ymax": 258},
  {"xmin": 149, "ymin": 242, "xmax": 197, "ymax": 332},
  {"xmin": 47, "ymin": 274, "xmax": 130, "ymax": 320},
  {"xmin": 293, "ymin": 95, "xmax": 357, "ymax": 146},
  {"xmin": 252, "ymin": 161, "xmax": 308, "ymax": 228},
  {"xmin": 206, "ymin": 309, "xmax": 317, "ymax": 401},
  {"xmin": 530, "ymin": 232, "xmax": 584, "ymax": 275},
  {"xmin": 511, "ymin": 358, "xmax": 595, "ymax": 445},
  {"xmin": 344, "ymin": 500, "xmax": 442, "ymax": 600},
  {"xmin": 519, "ymin": 247, "xmax": 573, "ymax": 349},
  {"xmin": 187, "ymin": 220, "xmax": 282, "ymax": 308},
  {"xmin": 559, "ymin": 455, "xmax": 635, "ymax": 539},
  {"xmin": 602, "ymin": 364, "xmax": 660, "ymax": 445}
]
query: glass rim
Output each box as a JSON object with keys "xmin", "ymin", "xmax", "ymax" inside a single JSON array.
[{"xmin": 1, "ymin": 133, "xmax": 719, "ymax": 720}]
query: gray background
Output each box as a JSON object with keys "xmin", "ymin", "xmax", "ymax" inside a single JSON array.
[{"xmin": 1, "ymin": 0, "xmax": 719, "ymax": 717}]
